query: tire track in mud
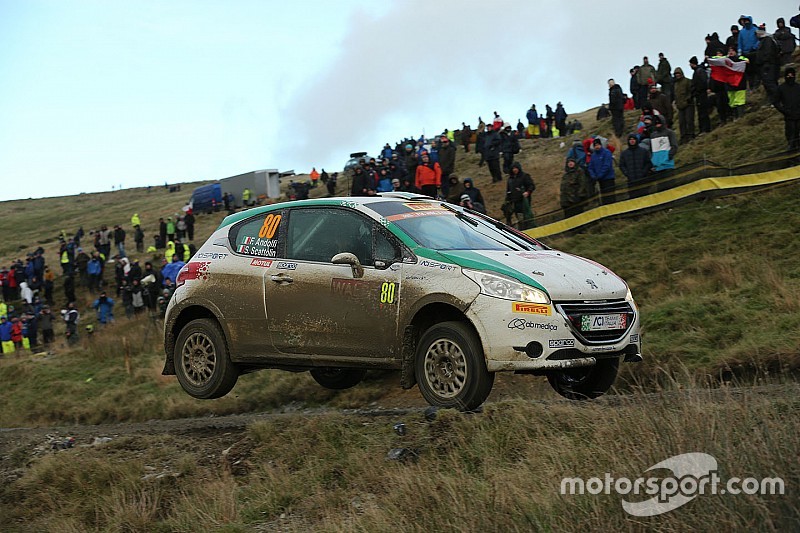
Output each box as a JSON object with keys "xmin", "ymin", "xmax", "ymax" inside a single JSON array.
[{"xmin": 2, "ymin": 383, "xmax": 796, "ymax": 454}]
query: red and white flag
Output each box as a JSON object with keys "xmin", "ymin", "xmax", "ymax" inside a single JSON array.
[{"xmin": 707, "ymin": 57, "xmax": 747, "ymax": 87}]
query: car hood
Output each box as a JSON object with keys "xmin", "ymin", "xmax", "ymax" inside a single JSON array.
[{"xmin": 438, "ymin": 250, "xmax": 628, "ymax": 301}]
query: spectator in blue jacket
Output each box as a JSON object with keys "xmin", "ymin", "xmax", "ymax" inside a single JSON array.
[
  {"xmin": 87, "ymin": 253, "xmax": 103, "ymax": 293},
  {"xmin": 738, "ymin": 15, "xmax": 760, "ymax": 89},
  {"xmin": 161, "ymin": 255, "xmax": 185, "ymax": 286},
  {"xmin": 588, "ymin": 138, "xmax": 616, "ymax": 204},
  {"xmin": 738, "ymin": 15, "xmax": 759, "ymax": 54},
  {"xmin": 92, "ymin": 292, "xmax": 115, "ymax": 325},
  {"xmin": 375, "ymin": 167, "xmax": 393, "ymax": 192},
  {"xmin": 0, "ymin": 316, "xmax": 14, "ymax": 354}
]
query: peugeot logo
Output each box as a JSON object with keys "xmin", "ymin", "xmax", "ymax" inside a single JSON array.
[{"xmin": 585, "ymin": 279, "xmax": 598, "ymax": 289}]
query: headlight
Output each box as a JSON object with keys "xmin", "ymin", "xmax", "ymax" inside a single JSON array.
[{"xmin": 463, "ymin": 269, "xmax": 550, "ymax": 303}]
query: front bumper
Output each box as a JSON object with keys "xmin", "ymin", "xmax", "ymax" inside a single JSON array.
[{"xmin": 467, "ymin": 295, "xmax": 642, "ymax": 372}]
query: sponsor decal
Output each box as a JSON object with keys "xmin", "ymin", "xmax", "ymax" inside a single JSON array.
[
  {"xmin": 405, "ymin": 275, "xmax": 425, "ymax": 281},
  {"xmin": 405, "ymin": 203, "xmax": 443, "ymax": 211},
  {"xmin": 195, "ymin": 252, "xmax": 228, "ymax": 260},
  {"xmin": 507, "ymin": 319, "xmax": 558, "ymax": 331},
  {"xmin": 331, "ymin": 278, "xmax": 369, "ymax": 299},
  {"xmin": 590, "ymin": 345, "xmax": 616, "ymax": 352},
  {"xmin": 518, "ymin": 252, "xmax": 551, "ymax": 260},
  {"xmin": 386, "ymin": 210, "xmax": 447, "ymax": 222},
  {"xmin": 531, "ymin": 270, "xmax": 544, "ymax": 276},
  {"xmin": 549, "ymin": 339, "xmax": 575, "ymax": 349},
  {"xmin": 419, "ymin": 259, "xmax": 457, "ymax": 271},
  {"xmin": 277, "ymin": 261, "xmax": 297, "ymax": 270},
  {"xmin": 512, "ymin": 302, "xmax": 551, "ymax": 316},
  {"xmin": 630, "ymin": 334, "xmax": 640, "ymax": 343},
  {"xmin": 250, "ymin": 258, "xmax": 273, "ymax": 268}
]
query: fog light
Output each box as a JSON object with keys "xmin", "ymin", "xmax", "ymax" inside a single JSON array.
[{"xmin": 525, "ymin": 342, "xmax": 543, "ymax": 358}]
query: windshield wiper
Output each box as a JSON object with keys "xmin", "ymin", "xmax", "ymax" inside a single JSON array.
[
  {"xmin": 470, "ymin": 211, "xmax": 547, "ymax": 250},
  {"xmin": 439, "ymin": 202, "xmax": 479, "ymax": 226}
]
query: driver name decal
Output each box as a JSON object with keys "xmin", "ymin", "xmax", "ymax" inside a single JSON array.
[{"xmin": 237, "ymin": 237, "xmax": 277, "ymax": 257}]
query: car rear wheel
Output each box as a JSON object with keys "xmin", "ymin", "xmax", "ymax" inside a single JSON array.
[
  {"xmin": 310, "ymin": 368, "xmax": 367, "ymax": 390},
  {"xmin": 415, "ymin": 321, "xmax": 494, "ymax": 411},
  {"xmin": 547, "ymin": 357, "xmax": 619, "ymax": 400},
  {"xmin": 174, "ymin": 318, "xmax": 239, "ymax": 399}
]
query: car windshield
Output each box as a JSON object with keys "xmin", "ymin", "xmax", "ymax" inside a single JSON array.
[{"xmin": 368, "ymin": 201, "xmax": 545, "ymax": 251}]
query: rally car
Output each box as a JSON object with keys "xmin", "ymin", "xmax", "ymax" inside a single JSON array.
[{"xmin": 163, "ymin": 193, "xmax": 641, "ymax": 410}]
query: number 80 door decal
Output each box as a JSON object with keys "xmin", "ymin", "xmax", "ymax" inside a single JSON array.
[{"xmin": 380, "ymin": 282, "xmax": 397, "ymax": 304}]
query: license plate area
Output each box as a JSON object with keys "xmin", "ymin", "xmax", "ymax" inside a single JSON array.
[{"xmin": 580, "ymin": 314, "xmax": 627, "ymax": 331}]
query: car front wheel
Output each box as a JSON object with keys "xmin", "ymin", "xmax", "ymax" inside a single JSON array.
[
  {"xmin": 174, "ymin": 318, "xmax": 239, "ymax": 399},
  {"xmin": 310, "ymin": 368, "xmax": 367, "ymax": 390},
  {"xmin": 415, "ymin": 321, "xmax": 494, "ymax": 411},
  {"xmin": 547, "ymin": 357, "xmax": 619, "ymax": 400}
]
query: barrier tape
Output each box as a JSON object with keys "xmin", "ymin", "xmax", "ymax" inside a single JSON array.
[{"xmin": 526, "ymin": 164, "xmax": 800, "ymax": 239}]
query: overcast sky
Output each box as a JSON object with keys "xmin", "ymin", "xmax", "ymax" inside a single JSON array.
[{"xmin": 0, "ymin": 0, "xmax": 790, "ymax": 201}]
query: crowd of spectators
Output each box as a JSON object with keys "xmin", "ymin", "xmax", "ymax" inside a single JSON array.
[
  {"xmin": 0, "ymin": 206, "xmax": 202, "ymax": 355},
  {"xmin": 566, "ymin": 10, "xmax": 800, "ymax": 219},
  {"xmin": 347, "ymin": 11, "xmax": 797, "ymax": 228}
]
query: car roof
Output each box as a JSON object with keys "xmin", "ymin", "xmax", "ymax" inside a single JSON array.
[{"xmin": 216, "ymin": 194, "xmax": 436, "ymax": 229}]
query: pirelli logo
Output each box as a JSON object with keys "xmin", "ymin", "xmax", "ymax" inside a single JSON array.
[{"xmin": 512, "ymin": 302, "xmax": 551, "ymax": 316}]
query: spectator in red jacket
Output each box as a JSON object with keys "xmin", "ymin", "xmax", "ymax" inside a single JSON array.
[
  {"xmin": 10, "ymin": 317, "xmax": 23, "ymax": 351},
  {"xmin": 414, "ymin": 152, "xmax": 442, "ymax": 198}
]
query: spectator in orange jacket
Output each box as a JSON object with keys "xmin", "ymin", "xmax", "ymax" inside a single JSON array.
[{"xmin": 414, "ymin": 152, "xmax": 441, "ymax": 198}]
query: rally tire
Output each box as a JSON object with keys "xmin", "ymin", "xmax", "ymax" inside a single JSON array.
[
  {"xmin": 174, "ymin": 318, "xmax": 239, "ymax": 399},
  {"xmin": 547, "ymin": 357, "xmax": 620, "ymax": 400},
  {"xmin": 415, "ymin": 321, "xmax": 494, "ymax": 411},
  {"xmin": 310, "ymin": 368, "xmax": 367, "ymax": 390}
]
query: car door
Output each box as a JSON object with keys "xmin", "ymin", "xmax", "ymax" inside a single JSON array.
[
  {"xmin": 220, "ymin": 210, "xmax": 286, "ymax": 359},
  {"xmin": 264, "ymin": 206, "xmax": 403, "ymax": 360}
]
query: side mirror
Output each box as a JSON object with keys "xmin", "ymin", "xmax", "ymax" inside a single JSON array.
[{"xmin": 331, "ymin": 252, "xmax": 364, "ymax": 279}]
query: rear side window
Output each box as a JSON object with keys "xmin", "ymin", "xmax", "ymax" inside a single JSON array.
[
  {"xmin": 229, "ymin": 211, "xmax": 284, "ymax": 258},
  {"xmin": 286, "ymin": 208, "xmax": 374, "ymax": 265}
]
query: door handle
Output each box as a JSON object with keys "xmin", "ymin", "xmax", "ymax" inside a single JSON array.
[{"xmin": 270, "ymin": 274, "xmax": 293, "ymax": 284}]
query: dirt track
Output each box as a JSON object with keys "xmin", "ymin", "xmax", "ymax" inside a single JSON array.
[{"xmin": 2, "ymin": 382, "xmax": 796, "ymax": 485}]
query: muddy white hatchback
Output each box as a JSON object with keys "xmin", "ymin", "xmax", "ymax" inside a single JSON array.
[{"xmin": 163, "ymin": 194, "xmax": 641, "ymax": 410}]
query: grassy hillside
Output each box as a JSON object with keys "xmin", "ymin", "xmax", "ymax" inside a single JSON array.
[
  {"xmin": 2, "ymin": 84, "xmax": 799, "ymax": 532},
  {"xmin": 0, "ymin": 175, "xmax": 313, "ymax": 267},
  {"xmin": 548, "ymin": 180, "xmax": 800, "ymax": 381}
]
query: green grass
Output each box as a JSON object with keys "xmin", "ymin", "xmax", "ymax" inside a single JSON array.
[{"xmin": 546, "ymin": 181, "xmax": 800, "ymax": 382}]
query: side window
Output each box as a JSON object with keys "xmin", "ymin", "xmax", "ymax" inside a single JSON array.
[
  {"xmin": 229, "ymin": 211, "xmax": 283, "ymax": 258},
  {"xmin": 375, "ymin": 228, "xmax": 400, "ymax": 263},
  {"xmin": 286, "ymin": 208, "xmax": 374, "ymax": 265}
]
